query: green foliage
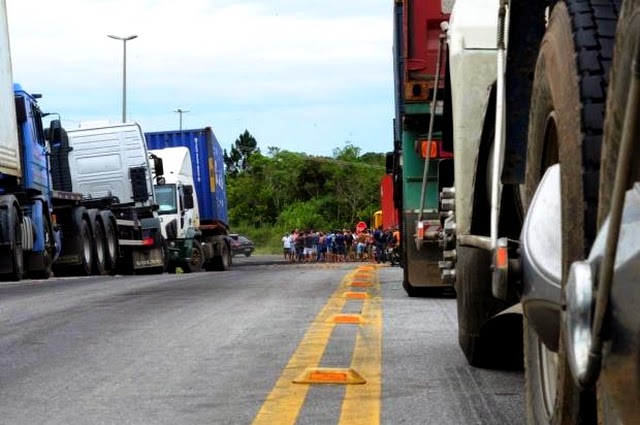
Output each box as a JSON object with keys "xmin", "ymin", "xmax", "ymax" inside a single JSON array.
[
  {"xmin": 225, "ymin": 134, "xmax": 385, "ymax": 233},
  {"xmin": 223, "ymin": 129, "xmax": 260, "ymax": 177}
]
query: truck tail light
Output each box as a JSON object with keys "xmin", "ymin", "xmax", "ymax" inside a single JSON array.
[
  {"xmin": 142, "ymin": 237, "xmax": 155, "ymax": 247},
  {"xmin": 419, "ymin": 140, "xmax": 439, "ymax": 159}
]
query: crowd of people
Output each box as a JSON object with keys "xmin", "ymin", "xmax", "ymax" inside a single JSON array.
[{"xmin": 281, "ymin": 226, "xmax": 400, "ymax": 264}]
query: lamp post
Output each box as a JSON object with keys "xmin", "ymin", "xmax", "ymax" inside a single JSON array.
[
  {"xmin": 108, "ymin": 34, "xmax": 138, "ymax": 123},
  {"xmin": 174, "ymin": 108, "xmax": 190, "ymax": 130}
]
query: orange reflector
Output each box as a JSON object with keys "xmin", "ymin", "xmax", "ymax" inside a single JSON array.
[
  {"xmin": 416, "ymin": 222, "xmax": 425, "ymax": 240},
  {"xmin": 293, "ymin": 367, "xmax": 366, "ymax": 385},
  {"xmin": 496, "ymin": 246, "xmax": 508, "ymax": 268},
  {"xmin": 354, "ymin": 273, "xmax": 372, "ymax": 280},
  {"xmin": 311, "ymin": 371, "xmax": 347, "ymax": 381},
  {"xmin": 331, "ymin": 314, "xmax": 364, "ymax": 324},
  {"xmin": 345, "ymin": 292, "xmax": 369, "ymax": 299},
  {"xmin": 420, "ymin": 140, "xmax": 438, "ymax": 159},
  {"xmin": 350, "ymin": 280, "xmax": 371, "ymax": 288}
]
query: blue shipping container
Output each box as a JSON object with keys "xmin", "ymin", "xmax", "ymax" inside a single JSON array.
[{"xmin": 145, "ymin": 127, "xmax": 228, "ymax": 224}]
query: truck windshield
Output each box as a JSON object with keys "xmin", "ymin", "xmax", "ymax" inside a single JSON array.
[{"xmin": 154, "ymin": 184, "xmax": 177, "ymax": 214}]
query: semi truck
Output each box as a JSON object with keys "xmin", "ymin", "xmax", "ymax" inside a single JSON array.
[
  {"xmin": 145, "ymin": 128, "xmax": 232, "ymax": 273},
  {"xmin": 436, "ymin": 0, "xmax": 640, "ymax": 423},
  {"xmin": 61, "ymin": 123, "xmax": 167, "ymax": 275},
  {"xmin": 390, "ymin": 0, "xmax": 454, "ymax": 296},
  {"xmin": 0, "ymin": 0, "xmax": 135, "ymax": 280}
]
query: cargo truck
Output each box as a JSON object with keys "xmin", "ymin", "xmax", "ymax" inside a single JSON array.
[
  {"xmin": 145, "ymin": 128, "xmax": 232, "ymax": 272},
  {"xmin": 390, "ymin": 0, "xmax": 454, "ymax": 296},
  {"xmin": 62, "ymin": 123, "xmax": 167, "ymax": 275},
  {"xmin": 438, "ymin": 0, "xmax": 640, "ymax": 423},
  {"xmin": 0, "ymin": 0, "xmax": 127, "ymax": 280}
]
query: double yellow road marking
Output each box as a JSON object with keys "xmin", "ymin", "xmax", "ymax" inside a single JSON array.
[{"xmin": 252, "ymin": 266, "xmax": 382, "ymax": 425}]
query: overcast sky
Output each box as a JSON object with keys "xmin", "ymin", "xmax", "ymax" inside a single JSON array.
[{"xmin": 5, "ymin": 0, "xmax": 394, "ymax": 157}]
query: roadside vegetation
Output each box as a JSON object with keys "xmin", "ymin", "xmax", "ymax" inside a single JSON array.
[{"xmin": 224, "ymin": 130, "xmax": 386, "ymax": 254}]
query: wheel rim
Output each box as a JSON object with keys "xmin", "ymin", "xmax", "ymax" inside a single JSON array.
[
  {"xmin": 96, "ymin": 227, "xmax": 105, "ymax": 264},
  {"xmin": 83, "ymin": 225, "xmax": 92, "ymax": 264},
  {"xmin": 190, "ymin": 245, "xmax": 202, "ymax": 267},
  {"xmin": 107, "ymin": 230, "xmax": 117, "ymax": 261}
]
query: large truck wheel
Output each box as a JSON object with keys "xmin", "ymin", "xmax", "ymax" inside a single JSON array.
[
  {"xmin": 523, "ymin": 1, "xmax": 618, "ymax": 423},
  {"xmin": 77, "ymin": 218, "xmax": 94, "ymax": 276},
  {"xmin": 0, "ymin": 204, "xmax": 24, "ymax": 281},
  {"xmin": 182, "ymin": 241, "xmax": 204, "ymax": 273},
  {"xmin": 100, "ymin": 211, "xmax": 119, "ymax": 274},
  {"xmin": 455, "ymin": 246, "xmax": 512, "ymax": 367},
  {"xmin": 211, "ymin": 243, "xmax": 231, "ymax": 271},
  {"xmin": 90, "ymin": 211, "xmax": 107, "ymax": 276},
  {"xmin": 28, "ymin": 212, "xmax": 54, "ymax": 280}
]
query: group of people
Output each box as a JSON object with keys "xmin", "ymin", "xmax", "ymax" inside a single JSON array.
[{"xmin": 281, "ymin": 226, "xmax": 400, "ymax": 263}]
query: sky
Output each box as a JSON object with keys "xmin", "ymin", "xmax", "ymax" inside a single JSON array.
[{"xmin": 5, "ymin": 0, "xmax": 394, "ymax": 157}]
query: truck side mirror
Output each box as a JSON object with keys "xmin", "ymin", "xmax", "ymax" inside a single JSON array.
[
  {"xmin": 152, "ymin": 155, "xmax": 164, "ymax": 177},
  {"xmin": 184, "ymin": 185, "xmax": 194, "ymax": 209},
  {"xmin": 47, "ymin": 120, "xmax": 63, "ymax": 147},
  {"xmin": 385, "ymin": 152, "xmax": 394, "ymax": 174}
]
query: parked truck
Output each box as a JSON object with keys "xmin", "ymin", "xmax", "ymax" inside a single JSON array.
[
  {"xmin": 0, "ymin": 0, "xmax": 131, "ymax": 280},
  {"xmin": 60, "ymin": 123, "xmax": 167, "ymax": 275},
  {"xmin": 145, "ymin": 128, "xmax": 232, "ymax": 273},
  {"xmin": 0, "ymin": 5, "xmax": 58, "ymax": 280},
  {"xmin": 436, "ymin": 0, "xmax": 640, "ymax": 423},
  {"xmin": 390, "ymin": 0, "xmax": 454, "ymax": 296}
]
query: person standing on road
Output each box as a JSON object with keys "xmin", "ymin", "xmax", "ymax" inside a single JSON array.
[{"xmin": 282, "ymin": 233, "xmax": 292, "ymax": 261}]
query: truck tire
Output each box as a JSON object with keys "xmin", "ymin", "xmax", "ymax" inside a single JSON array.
[
  {"xmin": 182, "ymin": 241, "xmax": 204, "ymax": 273},
  {"xmin": 455, "ymin": 245, "xmax": 512, "ymax": 367},
  {"xmin": 90, "ymin": 212, "xmax": 107, "ymax": 276},
  {"xmin": 76, "ymin": 218, "xmax": 94, "ymax": 276},
  {"xmin": 99, "ymin": 211, "xmax": 119, "ymax": 274},
  {"xmin": 211, "ymin": 243, "xmax": 231, "ymax": 271},
  {"xmin": 0, "ymin": 204, "xmax": 23, "ymax": 281},
  {"xmin": 597, "ymin": 0, "xmax": 640, "ymax": 422},
  {"xmin": 28, "ymin": 211, "xmax": 54, "ymax": 280},
  {"xmin": 523, "ymin": 1, "xmax": 618, "ymax": 423}
]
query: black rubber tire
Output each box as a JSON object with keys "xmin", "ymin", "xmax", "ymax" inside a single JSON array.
[
  {"xmin": 455, "ymin": 246, "xmax": 511, "ymax": 367},
  {"xmin": 523, "ymin": 1, "xmax": 619, "ymax": 423},
  {"xmin": 597, "ymin": 1, "xmax": 640, "ymax": 422},
  {"xmin": 1, "ymin": 205, "xmax": 24, "ymax": 281},
  {"xmin": 212, "ymin": 243, "xmax": 231, "ymax": 271},
  {"xmin": 400, "ymin": 217, "xmax": 429, "ymax": 297},
  {"xmin": 182, "ymin": 241, "xmax": 204, "ymax": 273},
  {"xmin": 76, "ymin": 219, "xmax": 94, "ymax": 276},
  {"xmin": 91, "ymin": 219, "xmax": 107, "ymax": 276},
  {"xmin": 244, "ymin": 251, "xmax": 251, "ymax": 257},
  {"xmin": 100, "ymin": 211, "xmax": 119, "ymax": 274},
  {"xmin": 29, "ymin": 211, "xmax": 54, "ymax": 280}
]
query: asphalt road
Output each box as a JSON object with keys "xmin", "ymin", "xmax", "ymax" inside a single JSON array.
[{"xmin": 0, "ymin": 255, "xmax": 524, "ymax": 425}]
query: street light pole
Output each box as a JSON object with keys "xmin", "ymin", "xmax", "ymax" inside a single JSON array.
[
  {"xmin": 174, "ymin": 108, "xmax": 190, "ymax": 130},
  {"xmin": 108, "ymin": 34, "xmax": 138, "ymax": 123}
]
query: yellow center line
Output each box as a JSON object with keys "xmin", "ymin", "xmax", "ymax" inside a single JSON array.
[
  {"xmin": 252, "ymin": 267, "xmax": 383, "ymax": 425},
  {"xmin": 252, "ymin": 274, "xmax": 352, "ymax": 425},
  {"xmin": 340, "ymin": 272, "xmax": 382, "ymax": 425}
]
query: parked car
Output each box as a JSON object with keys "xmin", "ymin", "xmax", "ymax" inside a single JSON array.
[{"xmin": 229, "ymin": 234, "xmax": 255, "ymax": 257}]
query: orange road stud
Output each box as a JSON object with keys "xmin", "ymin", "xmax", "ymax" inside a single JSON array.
[
  {"xmin": 330, "ymin": 314, "xmax": 364, "ymax": 324},
  {"xmin": 293, "ymin": 368, "xmax": 366, "ymax": 385},
  {"xmin": 344, "ymin": 292, "xmax": 369, "ymax": 299}
]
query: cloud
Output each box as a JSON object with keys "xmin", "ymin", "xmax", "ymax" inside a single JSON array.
[{"xmin": 5, "ymin": 0, "xmax": 394, "ymax": 156}]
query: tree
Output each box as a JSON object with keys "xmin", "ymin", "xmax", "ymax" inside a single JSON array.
[{"xmin": 224, "ymin": 130, "xmax": 260, "ymax": 177}]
